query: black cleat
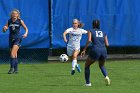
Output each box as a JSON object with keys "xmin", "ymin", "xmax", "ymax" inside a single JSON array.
[
  {"xmin": 71, "ymin": 70, "xmax": 75, "ymax": 75},
  {"xmin": 8, "ymin": 68, "xmax": 14, "ymax": 74}
]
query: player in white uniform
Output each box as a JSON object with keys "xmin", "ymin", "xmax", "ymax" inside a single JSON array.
[{"xmin": 63, "ymin": 19, "xmax": 88, "ymax": 75}]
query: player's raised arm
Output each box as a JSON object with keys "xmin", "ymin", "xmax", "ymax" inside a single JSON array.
[
  {"xmin": 81, "ymin": 31, "xmax": 92, "ymax": 57},
  {"xmin": 63, "ymin": 31, "xmax": 68, "ymax": 43},
  {"xmin": 104, "ymin": 35, "xmax": 109, "ymax": 47},
  {"xmin": 84, "ymin": 31, "xmax": 92, "ymax": 50},
  {"xmin": 2, "ymin": 22, "xmax": 8, "ymax": 33},
  {"xmin": 21, "ymin": 20, "xmax": 28, "ymax": 38}
]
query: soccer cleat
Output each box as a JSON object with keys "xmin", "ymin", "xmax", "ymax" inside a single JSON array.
[
  {"xmin": 105, "ymin": 76, "xmax": 110, "ymax": 86},
  {"xmin": 8, "ymin": 68, "xmax": 14, "ymax": 74},
  {"xmin": 71, "ymin": 70, "xmax": 75, "ymax": 75},
  {"xmin": 76, "ymin": 64, "xmax": 81, "ymax": 73},
  {"xmin": 84, "ymin": 83, "xmax": 92, "ymax": 87},
  {"xmin": 13, "ymin": 70, "xmax": 18, "ymax": 74}
]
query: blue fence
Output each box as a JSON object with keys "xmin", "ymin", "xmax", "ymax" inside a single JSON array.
[
  {"xmin": 1, "ymin": 0, "xmax": 140, "ymax": 49},
  {"xmin": 0, "ymin": 0, "xmax": 50, "ymax": 48}
]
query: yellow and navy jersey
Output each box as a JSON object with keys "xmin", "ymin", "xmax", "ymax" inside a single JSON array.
[{"xmin": 8, "ymin": 18, "xmax": 22, "ymax": 39}]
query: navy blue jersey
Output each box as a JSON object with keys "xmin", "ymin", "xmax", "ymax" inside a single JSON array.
[
  {"xmin": 88, "ymin": 29, "xmax": 107, "ymax": 60},
  {"xmin": 90, "ymin": 29, "xmax": 106, "ymax": 49},
  {"xmin": 8, "ymin": 19, "xmax": 22, "ymax": 39}
]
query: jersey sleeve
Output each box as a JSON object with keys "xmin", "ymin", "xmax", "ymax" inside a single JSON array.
[
  {"xmin": 81, "ymin": 29, "xmax": 88, "ymax": 34},
  {"xmin": 65, "ymin": 28, "xmax": 72, "ymax": 33}
]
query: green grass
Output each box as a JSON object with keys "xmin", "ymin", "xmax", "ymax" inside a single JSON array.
[{"xmin": 0, "ymin": 60, "xmax": 140, "ymax": 93}]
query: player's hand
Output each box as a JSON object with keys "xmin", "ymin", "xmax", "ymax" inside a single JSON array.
[
  {"xmin": 81, "ymin": 50, "xmax": 86, "ymax": 57},
  {"xmin": 3, "ymin": 26, "xmax": 8, "ymax": 33},
  {"xmin": 22, "ymin": 33, "xmax": 27, "ymax": 38},
  {"xmin": 64, "ymin": 39, "xmax": 68, "ymax": 43}
]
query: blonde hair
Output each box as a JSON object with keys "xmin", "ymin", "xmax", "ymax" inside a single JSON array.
[
  {"xmin": 10, "ymin": 9, "xmax": 20, "ymax": 19},
  {"xmin": 73, "ymin": 19, "xmax": 84, "ymax": 28}
]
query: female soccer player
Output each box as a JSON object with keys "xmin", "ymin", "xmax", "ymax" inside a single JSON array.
[
  {"xmin": 63, "ymin": 19, "xmax": 88, "ymax": 75},
  {"xmin": 81, "ymin": 20, "xmax": 110, "ymax": 86},
  {"xmin": 2, "ymin": 9, "xmax": 28, "ymax": 74}
]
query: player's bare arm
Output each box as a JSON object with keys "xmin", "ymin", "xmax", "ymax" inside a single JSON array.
[
  {"xmin": 21, "ymin": 20, "xmax": 28, "ymax": 38},
  {"xmin": 2, "ymin": 23, "xmax": 8, "ymax": 33},
  {"xmin": 81, "ymin": 31, "xmax": 92, "ymax": 57},
  {"xmin": 63, "ymin": 31, "xmax": 68, "ymax": 43},
  {"xmin": 104, "ymin": 35, "xmax": 109, "ymax": 47}
]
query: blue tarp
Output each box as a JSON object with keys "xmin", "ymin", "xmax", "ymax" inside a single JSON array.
[
  {"xmin": 1, "ymin": 0, "xmax": 140, "ymax": 48},
  {"xmin": 52, "ymin": 0, "xmax": 140, "ymax": 47},
  {"xmin": 0, "ymin": 0, "xmax": 50, "ymax": 48}
]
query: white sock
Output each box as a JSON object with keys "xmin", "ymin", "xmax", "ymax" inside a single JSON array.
[{"xmin": 72, "ymin": 59, "xmax": 77, "ymax": 70}]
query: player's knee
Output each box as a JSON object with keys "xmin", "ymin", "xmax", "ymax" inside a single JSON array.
[
  {"xmin": 73, "ymin": 55, "xmax": 77, "ymax": 59},
  {"xmin": 99, "ymin": 61, "xmax": 105, "ymax": 67},
  {"xmin": 99, "ymin": 64, "xmax": 104, "ymax": 68},
  {"xmin": 11, "ymin": 51, "xmax": 17, "ymax": 58},
  {"xmin": 85, "ymin": 62, "xmax": 91, "ymax": 68},
  {"xmin": 85, "ymin": 65, "xmax": 90, "ymax": 69},
  {"xmin": 85, "ymin": 66, "xmax": 90, "ymax": 73}
]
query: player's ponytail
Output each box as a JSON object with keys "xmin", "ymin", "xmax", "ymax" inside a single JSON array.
[
  {"xmin": 73, "ymin": 19, "xmax": 84, "ymax": 28},
  {"xmin": 92, "ymin": 20, "xmax": 100, "ymax": 29},
  {"xmin": 78, "ymin": 22, "xmax": 84, "ymax": 28}
]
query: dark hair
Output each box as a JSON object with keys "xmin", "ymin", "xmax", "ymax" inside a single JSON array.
[{"xmin": 92, "ymin": 20, "xmax": 100, "ymax": 29}]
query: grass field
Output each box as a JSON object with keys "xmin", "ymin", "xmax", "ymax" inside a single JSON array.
[{"xmin": 0, "ymin": 59, "xmax": 140, "ymax": 93}]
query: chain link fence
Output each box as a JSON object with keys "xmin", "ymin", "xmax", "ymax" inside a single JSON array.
[
  {"xmin": 1, "ymin": 47, "xmax": 140, "ymax": 64},
  {"xmin": 0, "ymin": 48, "xmax": 49, "ymax": 64}
]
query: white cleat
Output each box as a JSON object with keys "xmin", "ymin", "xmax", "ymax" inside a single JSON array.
[
  {"xmin": 105, "ymin": 76, "xmax": 110, "ymax": 86},
  {"xmin": 84, "ymin": 83, "xmax": 92, "ymax": 87}
]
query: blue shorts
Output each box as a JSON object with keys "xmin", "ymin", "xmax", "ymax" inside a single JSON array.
[
  {"xmin": 9, "ymin": 38, "xmax": 22, "ymax": 48},
  {"xmin": 88, "ymin": 48, "xmax": 107, "ymax": 60}
]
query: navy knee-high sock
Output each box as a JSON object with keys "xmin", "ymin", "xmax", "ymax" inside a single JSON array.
[
  {"xmin": 100, "ymin": 66, "xmax": 107, "ymax": 77},
  {"xmin": 14, "ymin": 58, "xmax": 18, "ymax": 71},
  {"xmin": 85, "ymin": 66, "xmax": 90, "ymax": 84},
  {"xmin": 10, "ymin": 58, "xmax": 15, "ymax": 69}
]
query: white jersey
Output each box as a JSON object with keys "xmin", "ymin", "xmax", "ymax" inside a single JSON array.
[{"xmin": 66, "ymin": 27, "xmax": 87, "ymax": 50}]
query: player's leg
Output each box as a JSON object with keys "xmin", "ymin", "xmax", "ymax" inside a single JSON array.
[
  {"xmin": 84, "ymin": 49, "xmax": 99, "ymax": 86},
  {"xmin": 85, "ymin": 57, "xmax": 95, "ymax": 86},
  {"xmin": 73, "ymin": 50, "xmax": 81, "ymax": 73},
  {"xmin": 8, "ymin": 50, "xmax": 15, "ymax": 74},
  {"xmin": 14, "ymin": 51, "xmax": 19, "ymax": 74},
  {"xmin": 68, "ymin": 55, "xmax": 76, "ymax": 75},
  {"xmin": 13, "ymin": 39, "xmax": 21, "ymax": 73},
  {"xmin": 98, "ymin": 59, "xmax": 110, "ymax": 85},
  {"xmin": 99, "ymin": 59, "xmax": 107, "ymax": 77},
  {"xmin": 67, "ymin": 47, "xmax": 77, "ymax": 75},
  {"xmin": 71, "ymin": 50, "xmax": 80, "ymax": 75},
  {"xmin": 8, "ymin": 45, "xmax": 19, "ymax": 74},
  {"xmin": 8, "ymin": 39, "xmax": 14, "ymax": 74}
]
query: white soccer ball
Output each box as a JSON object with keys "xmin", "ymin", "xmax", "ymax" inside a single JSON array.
[{"xmin": 59, "ymin": 54, "xmax": 68, "ymax": 62}]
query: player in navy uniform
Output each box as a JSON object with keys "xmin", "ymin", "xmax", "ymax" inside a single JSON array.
[
  {"xmin": 81, "ymin": 20, "xmax": 110, "ymax": 86},
  {"xmin": 2, "ymin": 9, "xmax": 28, "ymax": 74}
]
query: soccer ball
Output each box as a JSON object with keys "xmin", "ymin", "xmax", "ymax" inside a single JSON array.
[{"xmin": 59, "ymin": 54, "xmax": 68, "ymax": 62}]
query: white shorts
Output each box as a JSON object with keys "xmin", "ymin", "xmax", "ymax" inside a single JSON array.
[{"xmin": 67, "ymin": 46, "xmax": 80, "ymax": 56}]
